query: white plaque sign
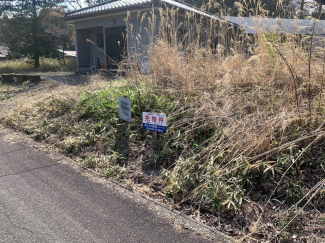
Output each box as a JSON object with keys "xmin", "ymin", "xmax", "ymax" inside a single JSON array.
[{"xmin": 119, "ymin": 96, "xmax": 131, "ymax": 122}]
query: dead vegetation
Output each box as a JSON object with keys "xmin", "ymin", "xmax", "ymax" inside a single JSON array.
[{"xmin": 1, "ymin": 2, "xmax": 325, "ymax": 242}]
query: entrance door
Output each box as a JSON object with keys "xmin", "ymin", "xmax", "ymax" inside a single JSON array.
[{"xmin": 105, "ymin": 26, "xmax": 126, "ymax": 69}]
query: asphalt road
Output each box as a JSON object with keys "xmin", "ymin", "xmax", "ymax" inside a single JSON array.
[{"xmin": 0, "ymin": 133, "xmax": 214, "ymax": 243}]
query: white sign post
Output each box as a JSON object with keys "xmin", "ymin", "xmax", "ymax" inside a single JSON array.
[
  {"xmin": 142, "ymin": 112, "xmax": 167, "ymax": 133},
  {"xmin": 119, "ymin": 96, "xmax": 132, "ymax": 123}
]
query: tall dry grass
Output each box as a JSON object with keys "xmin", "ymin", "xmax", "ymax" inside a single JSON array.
[
  {"xmin": 123, "ymin": 2, "xmax": 325, "ymax": 232},
  {"xmin": 2, "ymin": 1, "xmax": 324, "ymax": 239}
]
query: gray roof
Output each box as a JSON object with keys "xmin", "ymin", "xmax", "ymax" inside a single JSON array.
[
  {"xmin": 223, "ymin": 16, "xmax": 325, "ymax": 35},
  {"xmin": 66, "ymin": 0, "xmax": 152, "ymax": 17},
  {"xmin": 65, "ymin": 0, "xmax": 218, "ymax": 20}
]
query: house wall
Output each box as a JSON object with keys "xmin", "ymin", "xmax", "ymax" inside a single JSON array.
[
  {"xmin": 72, "ymin": 9, "xmax": 225, "ymax": 72},
  {"xmin": 74, "ymin": 13, "xmax": 126, "ymax": 71},
  {"xmin": 126, "ymin": 11, "xmax": 155, "ymax": 72},
  {"xmin": 73, "ymin": 11, "xmax": 156, "ymax": 72},
  {"xmin": 76, "ymin": 29, "xmax": 90, "ymax": 68},
  {"xmin": 74, "ymin": 13, "xmax": 126, "ymax": 30}
]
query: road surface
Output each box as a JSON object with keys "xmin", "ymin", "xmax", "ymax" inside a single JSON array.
[{"xmin": 0, "ymin": 132, "xmax": 217, "ymax": 243}]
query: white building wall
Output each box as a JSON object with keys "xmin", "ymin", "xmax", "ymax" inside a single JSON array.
[
  {"xmin": 73, "ymin": 9, "xmax": 186, "ymax": 72},
  {"xmin": 126, "ymin": 11, "xmax": 159, "ymax": 72}
]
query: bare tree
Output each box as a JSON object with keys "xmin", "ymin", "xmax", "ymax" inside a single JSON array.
[{"xmin": 65, "ymin": 0, "xmax": 83, "ymax": 10}]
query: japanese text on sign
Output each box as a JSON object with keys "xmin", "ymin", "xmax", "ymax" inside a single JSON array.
[{"xmin": 142, "ymin": 112, "xmax": 167, "ymax": 133}]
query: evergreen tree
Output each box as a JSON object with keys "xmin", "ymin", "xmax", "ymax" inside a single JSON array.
[
  {"xmin": 0, "ymin": 0, "xmax": 64, "ymax": 67},
  {"xmin": 41, "ymin": 6, "xmax": 75, "ymax": 64}
]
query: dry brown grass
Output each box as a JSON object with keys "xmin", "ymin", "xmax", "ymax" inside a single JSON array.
[
  {"xmin": 126, "ymin": 7, "xmax": 325, "ymax": 162},
  {"xmin": 2, "ymin": 2, "xmax": 325, "ymax": 241},
  {"xmin": 122, "ymin": 5, "xmax": 325, "ymax": 241},
  {"xmin": 0, "ymin": 58, "xmax": 77, "ymax": 73}
]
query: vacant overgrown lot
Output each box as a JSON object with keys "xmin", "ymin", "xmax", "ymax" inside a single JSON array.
[
  {"xmin": 1, "ymin": 65, "xmax": 325, "ymax": 242},
  {"xmin": 2, "ymin": 12, "xmax": 325, "ymax": 243}
]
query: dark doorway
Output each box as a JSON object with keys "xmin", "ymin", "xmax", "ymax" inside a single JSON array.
[{"xmin": 105, "ymin": 26, "xmax": 127, "ymax": 69}]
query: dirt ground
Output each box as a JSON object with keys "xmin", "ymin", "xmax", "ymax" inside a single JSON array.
[{"xmin": 0, "ymin": 72, "xmax": 93, "ymax": 116}]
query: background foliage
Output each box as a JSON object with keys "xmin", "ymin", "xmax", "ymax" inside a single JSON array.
[{"xmin": 0, "ymin": 0, "xmax": 74, "ymax": 67}]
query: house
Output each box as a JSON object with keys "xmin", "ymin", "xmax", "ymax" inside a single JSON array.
[{"xmin": 64, "ymin": 0, "xmax": 232, "ymax": 73}]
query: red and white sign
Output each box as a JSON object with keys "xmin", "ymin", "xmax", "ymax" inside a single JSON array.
[{"xmin": 142, "ymin": 112, "xmax": 167, "ymax": 133}]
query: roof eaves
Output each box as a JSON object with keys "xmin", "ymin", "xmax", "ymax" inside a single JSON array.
[
  {"xmin": 64, "ymin": 4, "xmax": 154, "ymax": 21},
  {"xmin": 64, "ymin": 0, "xmax": 224, "ymax": 23},
  {"xmin": 64, "ymin": 0, "xmax": 155, "ymax": 19}
]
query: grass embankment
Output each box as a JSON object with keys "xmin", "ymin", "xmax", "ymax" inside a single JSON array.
[
  {"xmin": 2, "ymin": 66, "xmax": 324, "ymax": 242},
  {"xmin": 0, "ymin": 57, "xmax": 76, "ymax": 73},
  {"xmin": 2, "ymin": 12, "xmax": 325, "ymax": 243}
]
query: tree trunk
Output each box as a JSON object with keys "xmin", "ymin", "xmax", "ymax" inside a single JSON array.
[
  {"xmin": 34, "ymin": 53, "xmax": 40, "ymax": 67},
  {"xmin": 32, "ymin": 0, "xmax": 40, "ymax": 68}
]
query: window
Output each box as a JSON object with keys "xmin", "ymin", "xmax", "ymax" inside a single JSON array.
[{"xmin": 97, "ymin": 33, "xmax": 104, "ymax": 47}]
